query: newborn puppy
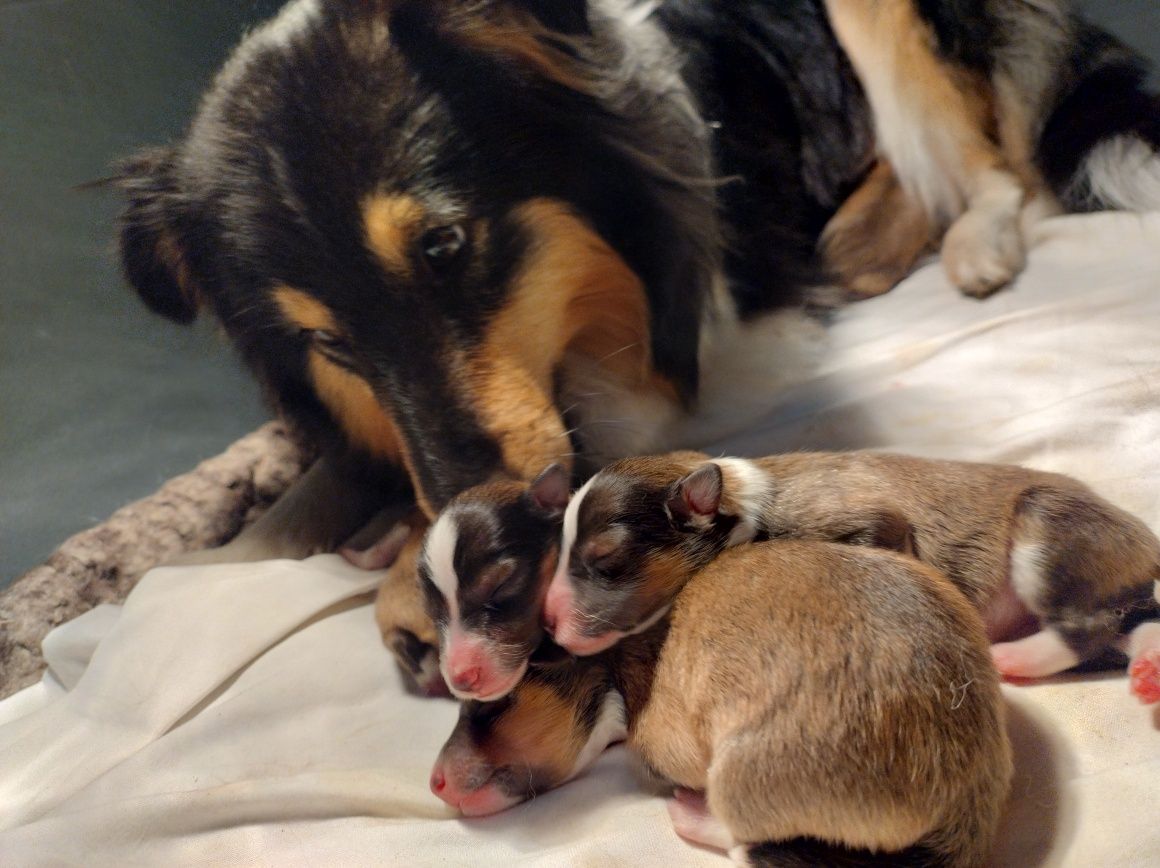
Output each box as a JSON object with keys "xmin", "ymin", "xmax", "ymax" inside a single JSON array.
[
  {"xmin": 544, "ymin": 451, "xmax": 1160, "ymax": 702},
  {"xmin": 416, "ymin": 465, "xmax": 570, "ymax": 701},
  {"xmin": 363, "ymin": 513, "xmax": 448, "ymax": 698},
  {"xmin": 435, "ymin": 541, "xmax": 1012, "ymax": 866}
]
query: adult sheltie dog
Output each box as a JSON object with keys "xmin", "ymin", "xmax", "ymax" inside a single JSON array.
[{"xmin": 116, "ymin": 0, "xmax": 1160, "ymax": 562}]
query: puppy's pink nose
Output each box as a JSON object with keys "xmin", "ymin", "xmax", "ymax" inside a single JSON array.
[
  {"xmin": 430, "ymin": 768, "xmax": 447, "ymax": 796},
  {"xmin": 543, "ymin": 580, "xmax": 573, "ymax": 637},
  {"xmin": 450, "ymin": 666, "xmax": 481, "ymax": 693}
]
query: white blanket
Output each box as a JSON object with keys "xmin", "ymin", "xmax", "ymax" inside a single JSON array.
[{"xmin": 3, "ymin": 212, "xmax": 1160, "ymax": 866}]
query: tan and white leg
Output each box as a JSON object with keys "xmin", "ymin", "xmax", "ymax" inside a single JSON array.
[
  {"xmin": 823, "ymin": 0, "xmax": 1028, "ymax": 297},
  {"xmin": 991, "ymin": 628, "xmax": 1081, "ymax": 680}
]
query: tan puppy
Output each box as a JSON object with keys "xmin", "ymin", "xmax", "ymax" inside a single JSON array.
[
  {"xmin": 348, "ymin": 511, "xmax": 446, "ymax": 697},
  {"xmin": 435, "ymin": 541, "xmax": 1012, "ymax": 866},
  {"xmin": 544, "ymin": 450, "xmax": 1160, "ymax": 703}
]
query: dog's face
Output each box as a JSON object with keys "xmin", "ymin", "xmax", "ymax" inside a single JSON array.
[
  {"xmin": 543, "ymin": 454, "xmax": 732, "ymax": 655},
  {"xmin": 116, "ymin": 0, "xmax": 713, "ymax": 513}
]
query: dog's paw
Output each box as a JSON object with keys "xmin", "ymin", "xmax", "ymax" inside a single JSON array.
[
  {"xmin": 942, "ymin": 206, "xmax": 1026, "ymax": 298},
  {"xmin": 162, "ymin": 536, "xmax": 319, "ymax": 567}
]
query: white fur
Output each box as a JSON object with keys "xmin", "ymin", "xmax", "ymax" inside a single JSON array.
[
  {"xmin": 626, "ymin": 602, "xmax": 671, "ymax": 637},
  {"xmin": 557, "ymin": 352, "xmax": 682, "ymax": 470},
  {"xmin": 1009, "ymin": 541, "xmax": 1046, "ymax": 609},
  {"xmin": 666, "ymin": 308, "xmax": 830, "ymax": 451},
  {"xmin": 213, "ymin": 0, "xmax": 320, "ymax": 91},
  {"xmin": 567, "ymin": 690, "xmax": 628, "ymax": 781},
  {"xmin": 555, "ymin": 476, "xmax": 597, "ymax": 589},
  {"xmin": 942, "ymin": 168, "xmax": 1027, "ymax": 295},
  {"xmin": 991, "ymin": 628, "xmax": 1080, "ymax": 678},
  {"xmin": 1121, "ymin": 621, "xmax": 1160, "ymax": 660},
  {"xmin": 1078, "ymin": 135, "xmax": 1160, "ymax": 213},
  {"xmin": 424, "ymin": 511, "xmax": 462, "ymax": 627},
  {"xmin": 712, "ymin": 458, "xmax": 771, "ymax": 546}
]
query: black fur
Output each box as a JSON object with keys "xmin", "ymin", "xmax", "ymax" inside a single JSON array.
[
  {"xmin": 115, "ymin": 0, "xmax": 1160, "ymax": 515},
  {"xmin": 748, "ymin": 837, "xmax": 948, "ymax": 868}
]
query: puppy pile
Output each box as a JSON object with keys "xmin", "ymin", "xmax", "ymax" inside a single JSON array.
[{"xmin": 371, "ymin": 451, "xmax": 1160, "ymax": 866}]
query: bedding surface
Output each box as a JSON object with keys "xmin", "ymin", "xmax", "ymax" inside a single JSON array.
[{"xmin": 2, "ymin": 212, "xmax": 1160, "ymax": 866}]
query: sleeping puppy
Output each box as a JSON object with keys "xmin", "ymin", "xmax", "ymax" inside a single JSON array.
[
  {"xmin": 433, "ymin": 541, "xmax": 1012, "ymax": 867},
  {"xmin": 543, "ymin": 451, "xmax": 1160, "ymax": 703},
  {"xmin": 414, "ymin": 465, "xmax": 570, "ymax": 701},
  {"xmin": 347, "ymin": 511, "xmax": 447, "ymax": 697}
]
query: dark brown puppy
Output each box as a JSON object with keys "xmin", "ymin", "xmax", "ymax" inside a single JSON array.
[{"xmin": 543, "ymin": 450, "xmax": 1160, "ymax": 703}]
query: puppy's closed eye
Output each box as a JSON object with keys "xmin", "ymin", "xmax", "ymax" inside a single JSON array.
[
  {"xmin": 476, "ymin": 559, "xmax": 517, "ymax": 601},
  {"xmin": 389, "ymin": 628, "xmax": 434, "ymax": 674}
]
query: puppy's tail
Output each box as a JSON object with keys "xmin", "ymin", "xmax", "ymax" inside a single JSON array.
[{"xmin": 1038, "ymin": 25, "xmax": 1160, "ymax": 212}]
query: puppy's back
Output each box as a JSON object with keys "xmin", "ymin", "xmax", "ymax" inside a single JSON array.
[{"xmin": 637, "ymin": 541, "xmax": 1010, "ymax": 866}]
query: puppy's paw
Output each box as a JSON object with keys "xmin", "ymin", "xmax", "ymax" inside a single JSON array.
[
  {"xmin": 942, "ymin": 206, "xmax": 1026, "ymax": 298},
  {"xmin": 1129, "ymin": 650, "xmax": 1160, "ymax": 704},
  {"xmin": 991, "ymin": 629, "xmax": 1080, "ymax": 680},
  {"xmin": 667, "ymin": 789, "xmax": 734, "ymax": 851}
]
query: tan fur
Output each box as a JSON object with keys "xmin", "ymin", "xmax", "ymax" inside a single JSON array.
[
  {"xmin": 820, "ymin": 159, "xmax": 934, "ymax": 299},
  {"xmin": 273, "ymin": 285, "xmax": 341, "ymax": 333},
  {"xmin": 446, "ymin": 541, "xmax": 1010, "ymax": 863},
  {"xmin": 488, "ymin": 680, "xmax": 584, "ymax": 782},
  {"xmin": 361, "ymin": 193, "xmax": 425, "ymax": 277},
  {"xmin": 273, "ymin": 285, "xmax": 404, "ymax": 462},
  {"xmin": 741, "ymin": 451, "xmax": 1160, "ymax": 633},
  {"xmin": 309, "ymin": 354, "xmax": 406, "ymax": 464},
  {"xmin": 630, "ymin": 543, "xmax": 1010, "ymax": 864},
  {"xmin": 823, "ymin": 0, "xmax": 1043, "ymax": 297},
  {"xmin": 374, "ymin": 515, "xmax": 439, "ymax": 659},
  {"xmin": 465, "ymin": 198, "xmax": 667, "ymax": 480}
]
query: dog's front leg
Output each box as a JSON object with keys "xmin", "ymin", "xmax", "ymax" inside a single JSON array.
[{"xmin": 166, "ymin": 452, "xmax": 392, "ymax": 566}]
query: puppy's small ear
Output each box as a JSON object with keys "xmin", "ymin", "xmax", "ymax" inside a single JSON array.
[
  {"xmin": 510, "ymin": 0, "xmax": 589, "ymax": 35},
  {"xmin": 528, "ymin": 464, "xmax": 571, "ymax": 517},
  {"xmin": 667, "ymin": 464, "xmax": 722, "ymax": 526},
  {"xmin": 116, "ymin": 147, "xmax": 201, "ymax": 324}
]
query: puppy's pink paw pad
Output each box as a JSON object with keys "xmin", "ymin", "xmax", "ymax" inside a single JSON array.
[
  {"xmin": 666, "ymin": 790, "xmax": 731, "ymax": 850},
  {"xmin": 991, "ymin": 644, "xmax": 1038, "ymax": 680},
  {"xmin": 1129, "ymin": 652, "xmax": 1160, "ymax": 704}
]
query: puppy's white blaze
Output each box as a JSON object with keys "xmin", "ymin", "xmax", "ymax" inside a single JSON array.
[
  {"xmin": 566, "ymin": 690, "xmax": 628, "ymax": 781},
  {"xmin": 1009, "ymin": 542, "xmax": 1046, "ymax": 609},
  {"xmin": 426, "ymin": 510, "xmax": 462, "ymax": 617},
  {"xmin": 1079, "ymin": 135, "xmax": 1160, "ymax": 212},
  {"xmin": 555, "ymin": 475, "xmax": 598, "ymax": 588},
  {"xmin": 713, "ymin": 457, "xmax": 770, "ymax": 546}
]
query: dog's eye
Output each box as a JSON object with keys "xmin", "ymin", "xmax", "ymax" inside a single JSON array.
[
  {"xmin": 420, "ymin": 224, "xmax": 467, "ymax": 270},
  {"xmin": 301, "ymin": 329, "xmax": 358, "ymax": 369},
  {"xmin": 309, "ymin": 329, "xmax": 345, "ymax": 350}
]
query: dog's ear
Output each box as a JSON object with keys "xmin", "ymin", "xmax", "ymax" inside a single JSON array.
[
  {"xmin": 508, "ymin": 0, "xmax": 589, "ymax": 35},
  {"xmin": 527, "ymin": 463, "xmax": 571, "ymax": 518},
  {"xmin": 666, "ymin": 463, "xmax": 722, "ymax": 527},
  {"xmin": 115, "ymin": 147, "xmax": 201, "ymax": 324}
]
